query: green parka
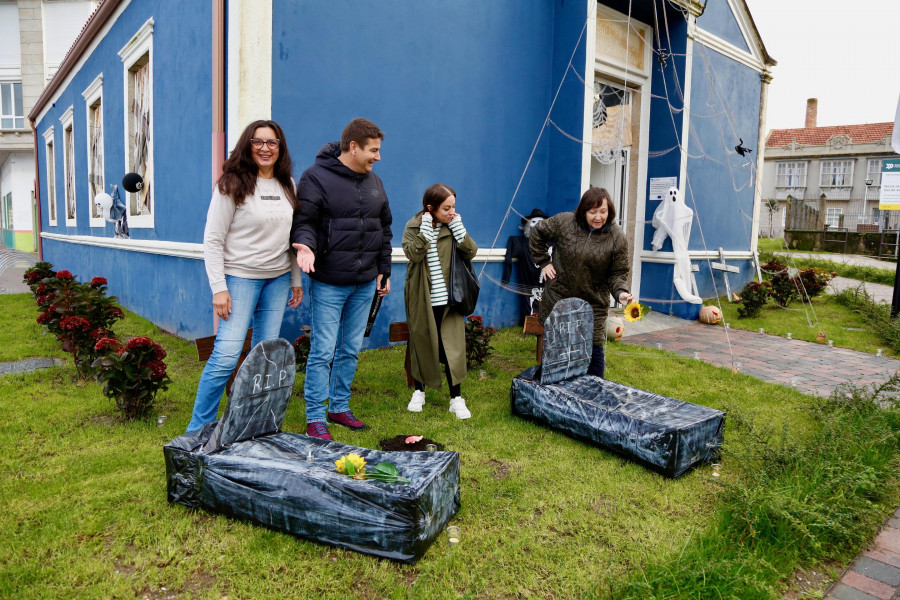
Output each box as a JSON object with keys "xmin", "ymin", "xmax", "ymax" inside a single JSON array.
[
  {"xmin": 402, "ymin": 215, "xmax": 479, "ymax": 390},
  {"xmin": 529, "ymin": 211, "xmax": 630, "ymax": 345}
]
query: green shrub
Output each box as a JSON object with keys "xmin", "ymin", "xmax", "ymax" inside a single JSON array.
[
  {"xmin": 768, "ymin": 271, "xmax": 799, "ymax": 307},
  {"xmin": 832, "ymin": 285, "xmax": 900, "ymax": 353},
  {"xmin": 796, "ymin": 267, "xmax": 835, "ymax": 299},
  {"xmin": 465, "ymin": 315, "xmax": 497, "ymax": 369},
  {"xmin": 737, "ymin": 281, "xmax": 768, "ymax": 318},
  {"xmin": 92, "ymin": 336, "xmax": 171, "ymax": 420}
]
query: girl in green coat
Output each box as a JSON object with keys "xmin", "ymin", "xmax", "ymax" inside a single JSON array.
[
  {"xmin": 402, "ymin": 183, "xmax": 478, "ymax": 419},
  {"xmin": 529, "ymin": 187, "xmax": 633, "ymax": 378}
]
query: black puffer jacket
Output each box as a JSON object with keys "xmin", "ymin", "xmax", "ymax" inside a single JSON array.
[
  {"xmin": 290, "ymin": 142, "xmax": 392, "ymax": 285},
  {"xmin": 529, "ymin": 211, "xmax": 630, "ymax": 345}
]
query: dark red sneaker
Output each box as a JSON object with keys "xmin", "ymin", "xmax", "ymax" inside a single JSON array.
[
  {"xmin": 327, "ymin": 410, "xmax": 367, "ymax": 430},
  {"xmin": 306, "ymin": 422, "xmax": 332, "ymax": 440}
]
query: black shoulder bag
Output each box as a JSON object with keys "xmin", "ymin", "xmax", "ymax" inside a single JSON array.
[{"xmin": 448, "ymin": 237, "xmax": 480, "ymax": 316}]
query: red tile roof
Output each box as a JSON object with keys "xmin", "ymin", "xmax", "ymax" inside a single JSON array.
[{"xmin": 766, "ymin": 123, "xmax": 894, "ymax": 147}]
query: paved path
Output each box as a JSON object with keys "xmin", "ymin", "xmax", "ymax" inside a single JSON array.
[
  {"xmin": 774, "ymin": 251, "xmax": 897, "ymax": 271},
  {"xmin": 622, "ymin": 311, "xmax": 900, "ymax": 599}
]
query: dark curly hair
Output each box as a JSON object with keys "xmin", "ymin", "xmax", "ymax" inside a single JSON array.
[{"xmin": 217, "ymin": 119, "xmax": 298, "ymax": 209}]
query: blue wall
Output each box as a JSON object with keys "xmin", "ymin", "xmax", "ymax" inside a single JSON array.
[
  {"xmin": 35, "ymin": 1, "xmax": 215, "ymax": 337},
  {"xmin": 639, "ymin": 1, "xmax": 761, "ymax": 316},
  {"xmin": 271, "ymin": 0, "xmax": 588, "ymax": 348},
  {"xmin": 698, "ymin": 0, "xmax": 750, "ymax": 53}
]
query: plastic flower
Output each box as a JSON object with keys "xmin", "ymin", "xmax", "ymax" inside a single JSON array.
[
  {"xmin": 404, "ymin": 435, "xmax": 424, "ymax": 444},
  {"xmin": 624, "ymin": 302, "xmax": 646, "ymax": 322},
  {"xmin": 335, "ymin": 453, "xmax": 367, "ymax": 477}
]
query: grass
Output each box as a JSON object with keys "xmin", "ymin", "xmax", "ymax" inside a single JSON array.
[
  {"xmin": 709, "ymin": 292, "xmax": 894, "ymax": 356},
  {"xmin": 758, "ymin": 238, "xmax": 897, "ymax": 285},
  {"xmin": 2, "ymin": 292, "xmax": 900, "ymax": 599}
]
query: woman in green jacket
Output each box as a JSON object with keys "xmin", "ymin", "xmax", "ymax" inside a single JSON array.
[
  {"xmin": 529, "ymin": 187, "xmax": 633, "ymax": 378},
  {"xmin": 402, "ymin": 183, "xmax": 478, "ymax": 419}
]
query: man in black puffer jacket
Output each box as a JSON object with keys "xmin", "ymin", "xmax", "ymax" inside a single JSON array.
[{"xmin": 291, "ymin": 118, "xmax": 392, "ymax": 440}]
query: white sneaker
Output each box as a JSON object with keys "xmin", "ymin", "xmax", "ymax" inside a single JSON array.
[
  {"xmin": 407, "ymin": 390, "xmax": 426, "ymax": 412},
  {"xmin": 449, "ymin": 397, "xmax": 471, "ymax": 420}
]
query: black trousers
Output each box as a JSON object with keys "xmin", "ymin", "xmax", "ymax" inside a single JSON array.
[{"xmin": 414, "ymin": 306, "xmax": 462, "ymax": 397}]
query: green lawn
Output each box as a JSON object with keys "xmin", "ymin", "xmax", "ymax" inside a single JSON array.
[
  {"xmin": 710, "ymin": 292, "xmax": 895, "ymax": 356},
  {"xmin": 2, "ymin": 292, "xmax": 899, "ymax": 599}
]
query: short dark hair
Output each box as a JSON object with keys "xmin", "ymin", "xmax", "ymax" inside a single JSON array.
[
  {"xmin": 340, "ymin": 118, "xmax": 384, "ymax": 152},
  {"xmin": 575, "ymin": 187, "xmax": 615, "ymax": 227},
  {"xmin": 421, "ymin": 183, "xmax": 456, "ymax": 216},
  {"xmin": 218, "ymin": 119, "xmax": 297, "ymax": 209}
]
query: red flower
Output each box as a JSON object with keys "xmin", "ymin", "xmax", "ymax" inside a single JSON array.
[
  {"xmin": 37, "ymin": 312, "xmax": 52, "ymax": 325},
  {"xmin": 145, "ymin": 359, "xmax": 168, "ymax": 380},
  {"xmin": 125, "ymin": 336, "xmax": 154, "ymax": 350},
  {"xmin": 35, "ymin": 284, "xmax": 48, "ymax": 294},
  {"xmin": 25, "ymin": 272, "xmax": 42, "ymax": 283},
  {"xmin": 468, "ymin": 315, "xmax": 483, "ymax": 323},
  {"xmin": 94, "ymin": 337, "xmax": 120, "ymax": 351},
  {"xmin": 90, "ymin": 328, "xmax": 113, "ymax": 340},
  {"xmin": 60, "ymin": 316, "xmax": 91, "ymax": 331},
  {"xmin": 110, "ymin": 307, "xmax": 124, "ymax": 319},
  {"xmin": 36, "ymin": 294, "xmax": 55, "ymax": 306},
  {"xmin": 90, "ymin": 276, "xmax": 108, "ymax": 287},
  {"xmin": 56, "ymin": 270, "xmax": 74, "ymax": 280},
  {"xmin": 151, "ymin": 342, "xmax": 167, "ymax": 359}
]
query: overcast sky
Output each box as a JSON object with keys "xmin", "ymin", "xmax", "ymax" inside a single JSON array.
[{"xmin": 743, "ymin": 0, "xmax": 899, "ymax": 132}]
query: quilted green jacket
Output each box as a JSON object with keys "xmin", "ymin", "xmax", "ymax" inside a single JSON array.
[{"xmin": 529, "ymin": 211, "xmax": 630, "ymax": 345}]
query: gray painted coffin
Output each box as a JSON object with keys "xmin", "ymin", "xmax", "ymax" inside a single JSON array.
[
  {"xmin": 511, "ymin": 299, "xmax": 724, "ymax": 478},
  {"xmin": 164, "ymin": 339, "xmax": 460, "ymax": 563}
]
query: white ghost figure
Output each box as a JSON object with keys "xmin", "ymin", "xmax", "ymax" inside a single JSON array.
[{"xmin": 651, "ymin": 186, "xmax": 703, "ymax": 304}]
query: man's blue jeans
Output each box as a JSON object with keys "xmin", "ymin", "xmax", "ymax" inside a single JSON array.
[
  {"xmin": 304, "ymin": 278, "xmax": 376, "ymax": 424},
  {"xmin": 186, "ymin": 272, "xmax": 291, "ymax": 432}
]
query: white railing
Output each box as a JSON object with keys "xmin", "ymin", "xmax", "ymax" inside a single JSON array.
[
  {"xmin": 866, "ymin": 186, "xmax": 881, "ymax": 201},
  {"xmin": 775, "ymin": 187, "xmax": 805, "ymax": 200},
  {"xmin": 821, "ymin": 187, "xmax": 852, "ymax": 200}
]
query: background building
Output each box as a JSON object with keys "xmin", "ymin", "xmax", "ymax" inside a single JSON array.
[
  {"xmin": 0, "ymin": 0, "xmax": 95, "ymax": 252},
  {"xmin": 28, "ymin": 0, "xmax": 773, "ymax": 343},
  {"xmin": 761, "ymin": 98, "xmax": 897, "ymax": 239}
]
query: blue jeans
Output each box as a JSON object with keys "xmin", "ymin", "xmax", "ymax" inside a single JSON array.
[
  {"xmin": 587, "ymin": 344, "xmax": 605, "ymax": 378},
  {"xmin": 186, "ymin": 272, "xmax": 291, "ymax": 432},
  {"xmin": 304, "ymin": 278, "xmax": 376, "ymax": 423}
]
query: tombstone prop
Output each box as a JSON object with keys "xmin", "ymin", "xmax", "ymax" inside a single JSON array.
[
  {"xmin": 510, "ymin": 298, "xmax": 724, "ymax": 478},
  {"xmin": 164, "ymin": 339, "xmax": 460, "ymax": 563}
]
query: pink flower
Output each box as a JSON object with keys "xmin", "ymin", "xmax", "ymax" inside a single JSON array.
[{"xmin": 405, "ymin": 436, "xmax": 424, "ymax": 444}]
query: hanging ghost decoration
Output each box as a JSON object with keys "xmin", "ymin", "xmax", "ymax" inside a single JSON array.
[{"xmin": 651, "ymin": 187, "xmax": 702, "ymax": 304}]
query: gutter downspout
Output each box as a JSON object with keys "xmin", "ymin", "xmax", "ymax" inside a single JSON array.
[
  {"xmin": 211, "ymin": 0, "xmax": 226, "ymax": 334},
  {"xmin": 749, "ymin": 68, "xmax": 772, "ymax": 276},
  {"xmin": 30, "ymin": 118, "xmax": 43, "ymax": 259}
]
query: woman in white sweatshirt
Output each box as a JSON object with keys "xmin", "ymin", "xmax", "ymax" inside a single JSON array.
[{"xmin": 186, "ymin": 120, "xmax": 303, "ymax": 432}]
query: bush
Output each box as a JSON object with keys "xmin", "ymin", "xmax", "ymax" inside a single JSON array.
[
  {"xmin": 767, "ymin": 271, "xmax": 799, "ymax": 307},
  {"xmin": 293, "ymin": 325, "xmax": 311, "ymax": 372},
  {"xmin": 33, "ymin": 271, "xmax": 123, "ymax": 375},
  {"xmin": 737, "ymin": 281, "xmax": 768, "ymax": 318},
  {"xmin": 22, "ymin": 262, "xmax": 56, "ymax": 295},
  {"xmin": 465, "ymin": 315, "xmax": 497, "ymax": 369},
  {"xmin": 796, "ymin": 267, "xmax": 834, "ymax": 299},
  {"xmin": 833, "ymin": 285, "xmax": 900, "ymax": 354},
  {"xmin": 92, "ymin": 336, "xmax": 171, "ymax": 420}
]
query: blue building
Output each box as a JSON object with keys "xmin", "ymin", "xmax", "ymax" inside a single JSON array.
[{"xmin": 28, "ymin": 0, "xmax": 774, "ymax": 344}]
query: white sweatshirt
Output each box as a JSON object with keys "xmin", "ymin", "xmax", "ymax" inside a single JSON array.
[{"xmin": 203, "ymin": 177, "xmax": 302, "ymax": 294}]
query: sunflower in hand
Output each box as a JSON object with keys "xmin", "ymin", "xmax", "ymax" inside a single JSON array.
[{"xmin": 624, "ymin": 301, "xmax": 650, "ymax": 322}]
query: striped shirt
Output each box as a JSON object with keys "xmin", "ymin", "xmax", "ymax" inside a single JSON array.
[{"xmin": 420, "ymin": 216, "xmax": 468, "ymax": 306}]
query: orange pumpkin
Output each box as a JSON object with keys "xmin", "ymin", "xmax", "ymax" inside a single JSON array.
[{"xmin": 699, "ymin": 305, "xmax": 722, "ymax": 325}]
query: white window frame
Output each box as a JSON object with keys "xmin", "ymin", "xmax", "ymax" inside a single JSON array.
[
  {"xmin": 43, "ymin": 126, "xmax": 57, "ymax": 227},
  {"xmin": 118, "ymin": 18, "xmax": 154, "ymax": 228},
  {"xmin": 60, "ymin": 106, "xmax": 76, "ymax": 227},
  {"xmin": 0, "ymin": 81, "xmax": 26, "ymax": 130},
  {"xmin": 867, "ymin": 159, "xmax": 883, "ymax": 187},
  {"xmin": 825, "ymin": 207, "xmax": 843, "ymax": 228},
  {"xmin": 775, "ymin": 161, "xmax": 807, "ymax": 188},
  {"xmin": 820, "ymin": 160, "xmax": 854, "ymax": 188},
  {"xmin": 82, "ymin": 74, "xmax": 105, "ymax": 228}
]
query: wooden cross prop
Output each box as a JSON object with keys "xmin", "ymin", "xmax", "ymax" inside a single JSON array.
[{"xmin": 709, "ymin": 247, "xmax": 740, "ymax": 299}]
